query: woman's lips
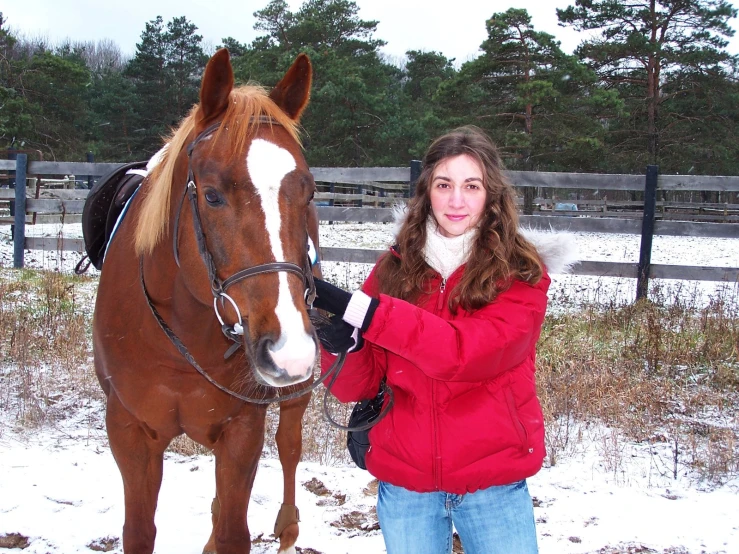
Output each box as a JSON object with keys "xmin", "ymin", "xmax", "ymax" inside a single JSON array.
[{"xmin": 446, "ymin": 215, "xmax": 467, "ymax": 221}]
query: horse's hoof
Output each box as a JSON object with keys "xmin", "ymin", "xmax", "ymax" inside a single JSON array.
[{"xmin": 277, "ymin": 522, "xmax": 299, "ymax": 554}]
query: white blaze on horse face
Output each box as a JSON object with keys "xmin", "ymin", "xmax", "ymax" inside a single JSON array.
[{"xmin": 246, "ymin": 139, "xmax": 316, "ymax": 382}]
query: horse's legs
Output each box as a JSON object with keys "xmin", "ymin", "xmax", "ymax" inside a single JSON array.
[
  {"xmin": 211, "ymin": 407, "xmax": 268, "ymax": 554},
  {"xmin": 274, "ymin": 393, "xmax": 312, "ymax": 554},
  {"xmin": 106, "ymin": 392, "xmax": 167, "ymax": 554},
  {"xmin": 203, "ymin": 495, "xmax": 221, "ymax": 554}
]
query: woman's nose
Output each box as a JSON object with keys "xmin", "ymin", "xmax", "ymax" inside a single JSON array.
[{"xmin": 449, "ymin": 187, "xmax": 464, "ymax": 207}]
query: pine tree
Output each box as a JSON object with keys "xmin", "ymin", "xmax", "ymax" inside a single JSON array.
[{"xmin": 558, "ymin": 0, "xmax": 738, "ymax": 167}]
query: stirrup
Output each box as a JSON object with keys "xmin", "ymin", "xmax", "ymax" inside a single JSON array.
[{"xmin": 74, "ymin": 254, "xmax": 92, "ymax": 275}]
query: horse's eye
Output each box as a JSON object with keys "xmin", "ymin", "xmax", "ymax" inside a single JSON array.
[
  {"xmin": 308, "ymin": 191, "xmax": 315, "ymax": 205},
  {"xmin": 204, "ymin": 188, "xmax": 223, "ymax": 206}
]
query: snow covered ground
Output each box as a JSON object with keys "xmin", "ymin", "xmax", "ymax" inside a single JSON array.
[{"xmin": 1, "ymin": 221, "xmax": 738, "ymax": 553}]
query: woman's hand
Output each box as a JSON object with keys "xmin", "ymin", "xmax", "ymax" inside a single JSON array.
[{"xmin": 315, "ymin": 314, "xmax": 363, "ymax": 353}]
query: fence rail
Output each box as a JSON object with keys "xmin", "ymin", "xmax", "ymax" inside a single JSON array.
[{"xmin": 2, "ymin": 157, "xmax": 738, "ymax": 299}]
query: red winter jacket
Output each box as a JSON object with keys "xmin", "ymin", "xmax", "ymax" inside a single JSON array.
[{"xmin": 322, "ymin": 252, "xmax": 550, "ymax": 494}]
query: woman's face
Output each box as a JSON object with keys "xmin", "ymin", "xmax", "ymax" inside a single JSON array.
[{"xmin": 429, "ymin": 154, "xmax": 486, "ymax": 238}]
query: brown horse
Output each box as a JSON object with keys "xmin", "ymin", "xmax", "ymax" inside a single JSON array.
[{"xmin": 93, "ymin": 49, "xmax": 321, "ymax": 554}]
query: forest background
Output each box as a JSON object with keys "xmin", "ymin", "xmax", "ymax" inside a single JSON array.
[{"xmin": 1, "ymin": 0, "xmax": 738, "ymax": 178}]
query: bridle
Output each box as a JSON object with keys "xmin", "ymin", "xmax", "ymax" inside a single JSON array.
[
  {"xmin": 139, "ymin": 118, "xmax": 345, "ymax": 404},
  {"xmin": 172, "ymin": 119, "xmax": 317, "ymax": 345}
]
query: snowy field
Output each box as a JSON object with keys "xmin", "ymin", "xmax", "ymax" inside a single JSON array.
[{"xmin": 1, "ymin": 220, "xmax": 738, "ymax": 553}]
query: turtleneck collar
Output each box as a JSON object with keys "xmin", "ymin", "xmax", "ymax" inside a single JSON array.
[{"xmin": 423, "ymin": 217, "xmax": 478, "ymax": 279}]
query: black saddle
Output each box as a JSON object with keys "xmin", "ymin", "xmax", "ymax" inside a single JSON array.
[{"xmin": 78, "ymin": 161, "xmax": 148, "ymax": 271}]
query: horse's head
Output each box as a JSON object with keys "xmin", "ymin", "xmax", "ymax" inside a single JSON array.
[{"xmin": 136, "ymin": 49, "xmax": 319, "ymax": 388}]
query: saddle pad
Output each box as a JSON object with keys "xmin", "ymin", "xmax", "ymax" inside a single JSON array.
[{"xmin": 82, "ymin": 161, "xmax": 148, "ymax": 270}]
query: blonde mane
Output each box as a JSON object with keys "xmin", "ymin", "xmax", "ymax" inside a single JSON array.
[{"xmin": 134, "ymin": 85, "xmax": 302, "ymax": 256}]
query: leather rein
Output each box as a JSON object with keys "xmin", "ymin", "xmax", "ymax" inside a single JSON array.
[{"xmin": 139, "ymin": 118, "xmax": 345, "ymax": 405}]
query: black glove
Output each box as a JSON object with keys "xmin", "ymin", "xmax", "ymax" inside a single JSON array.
[
  {"xmin": 313, "ymin": 278, "xmax": 352, "ymax": 315},
  {"xmin": 313, "ymin": 278, "xmax": 379, "ymax": 332},
  {"xmin": 316, "ymin": 314, "xmax": 363, "ymax": 353}
]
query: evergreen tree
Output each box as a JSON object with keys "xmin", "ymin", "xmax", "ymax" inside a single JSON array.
[
  {"xmin": 236, "ymin": 0, "xmax": 400, "ymax": 166},
  {"xmin": 558, "ymin": 0, "xmax": 738, "ymax": 168},
  {"xmin": 164, "ymin": 16, "xmax": 207, "ymax": 117},
  {"xmin": 436, "ymin": 8, "xmax": 623, "ymax": 181},
  {"xmin": 125, "ymin": 15, "xmax": 206, "ymax": 157},
  {"xmin": 394, "ymin": 50, "xmax": 457, "ymax": 159}
]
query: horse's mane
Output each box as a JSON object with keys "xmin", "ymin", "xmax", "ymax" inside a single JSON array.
[{"xmin": 134, "ymin": 85, "xmax": 302, "ymax": 256}]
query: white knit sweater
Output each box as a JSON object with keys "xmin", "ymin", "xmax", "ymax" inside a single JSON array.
[{"xmin": 422, "ymin": 218, "xmax": 478, "ymax": 279}]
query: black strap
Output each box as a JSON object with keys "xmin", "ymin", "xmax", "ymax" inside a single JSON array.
[{"xmin": 322, "ymin": 367, "xmax": 394, "ymax": 431}]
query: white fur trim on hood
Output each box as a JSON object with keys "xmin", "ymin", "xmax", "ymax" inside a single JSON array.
[
  {"xmin": 390, "ymin": 203, "xmax": 579, "ymax": 275},
  {"xmin": 520, "ymin": 228, "xmax": 579, "ymax": 275}
]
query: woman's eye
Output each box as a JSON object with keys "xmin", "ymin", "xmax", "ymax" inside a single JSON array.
[{"xmin": 204, "ymin": 189, "xmax": 222, "ymax": 205}]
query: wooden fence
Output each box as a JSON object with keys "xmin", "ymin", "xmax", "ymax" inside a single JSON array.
[{"xmin": 1, "ymin": 156, "xmax": 738, "ymax": 301}]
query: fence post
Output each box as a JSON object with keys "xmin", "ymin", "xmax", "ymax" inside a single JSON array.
[
  {"xmin": 636, "ymin": 165, "xmax": 659, "ymax": 301},
  {"xmin": 13, "ymin": 154, "xmax": 28, "ymax": 269},
  {"xmin": 86, "ymin": 152, "xmax": 95, "ymax": 188},
  {"xmin": 409, "ymin": 160, "xmax": 422, "ymax": 197},
  {"xmin": 328, "ymin": 182, "xmax": 335, "ymax": 225}
]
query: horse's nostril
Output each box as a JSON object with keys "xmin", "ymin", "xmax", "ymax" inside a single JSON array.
[{"xmin": 256, "ymin": 336, "xmax": 276, "ymax": 368}]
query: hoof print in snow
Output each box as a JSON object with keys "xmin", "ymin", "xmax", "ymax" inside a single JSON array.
[
  {"xmin": 568, "ymin": 536, "xmax": 582, "ymax": 543},
  {"xmin": 0, "ymin": 532, "xmax": 30, "ymax": 549},
  {"xmin": 295, "ymin": 548, "xmax": 324, "ymax": 554},
  {"xmin": 87, "ymin": 536, "xmax": 120, "ymax": 552},
  {"xmin": 597, "ymin": 544, "xmax": 662, "ymax": 553},
  {"xmin": 330, "ymin": 508, "xmax": 380, "ymax": 534},
  {"xmin": 316, "ymin": 492, "xmax": 346, "ymax": 507},
  {"xmin": 303, "ymin": 477, "xmax": 332, "ymax": 497}
]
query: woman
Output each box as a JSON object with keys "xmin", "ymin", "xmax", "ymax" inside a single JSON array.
[{"xmin": 313, "ymin": 126, "xmax": 573, "ymax": 554}]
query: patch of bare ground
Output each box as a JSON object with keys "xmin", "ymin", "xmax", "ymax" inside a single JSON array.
[
  {"xmin": 0, "ymin": 532, "xmax": 30, "ymax": 549},
  {"xmin": 592, "ymin": 545, "xmax": 691, "ymax": 553},
  {"xmin": 329, "ymin": 508, "xmax": 380, "ymax": 534},
  {"xmin": 87, "ymin": 536, "xmax": 119, "ymax": 552}
]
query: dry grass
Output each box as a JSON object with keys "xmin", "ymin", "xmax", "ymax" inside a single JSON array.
[
  {"xmin": 2, "ymin": 268, "xmax": 737, "ymax": 483},
  {"xmin": 0, "ymin": 269, "xmax": 102, "ymax": 431},
  {"xmin": 538, "ymin": 282, "xmax": 739, "ymax": 483}
]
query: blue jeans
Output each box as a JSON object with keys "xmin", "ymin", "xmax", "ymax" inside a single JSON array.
[{"xmin": 376, "ymin": 480, "xmax": 538, "ymax": 554}]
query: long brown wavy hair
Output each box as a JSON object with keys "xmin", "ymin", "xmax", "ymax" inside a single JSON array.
[{"xmin": 375, "ymin": 126, "xmax": 543, "ymax": 313}]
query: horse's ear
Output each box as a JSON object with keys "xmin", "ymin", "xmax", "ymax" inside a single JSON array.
[
  {"xmin": 199, "ymin": 48, "xmax": 234, "ymax": 121},
  {"xmin": 269, "ymin": 53, "xmax": 312, "ymax": 122}
]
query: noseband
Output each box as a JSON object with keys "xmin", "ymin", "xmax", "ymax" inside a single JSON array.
[{"xmin": 139, "ymin": 118, "xmax": 344, "ymax": 405}]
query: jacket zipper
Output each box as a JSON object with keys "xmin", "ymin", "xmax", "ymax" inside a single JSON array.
[
  {"xmin": 431, "ymin": 380, "xmax": 441, "ymax": 490},
  {"xmin": 435, "ymin": 278, "xmax": 447, "ymax": 311},
  {"xmin": 432, "ymin": 276, "xmax": 445, "ymax": 489}
]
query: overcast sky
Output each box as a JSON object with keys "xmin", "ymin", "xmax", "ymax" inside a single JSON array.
[{"xmin": 3, "ymin": 0, "xmax": 739, "ymax": 65}]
